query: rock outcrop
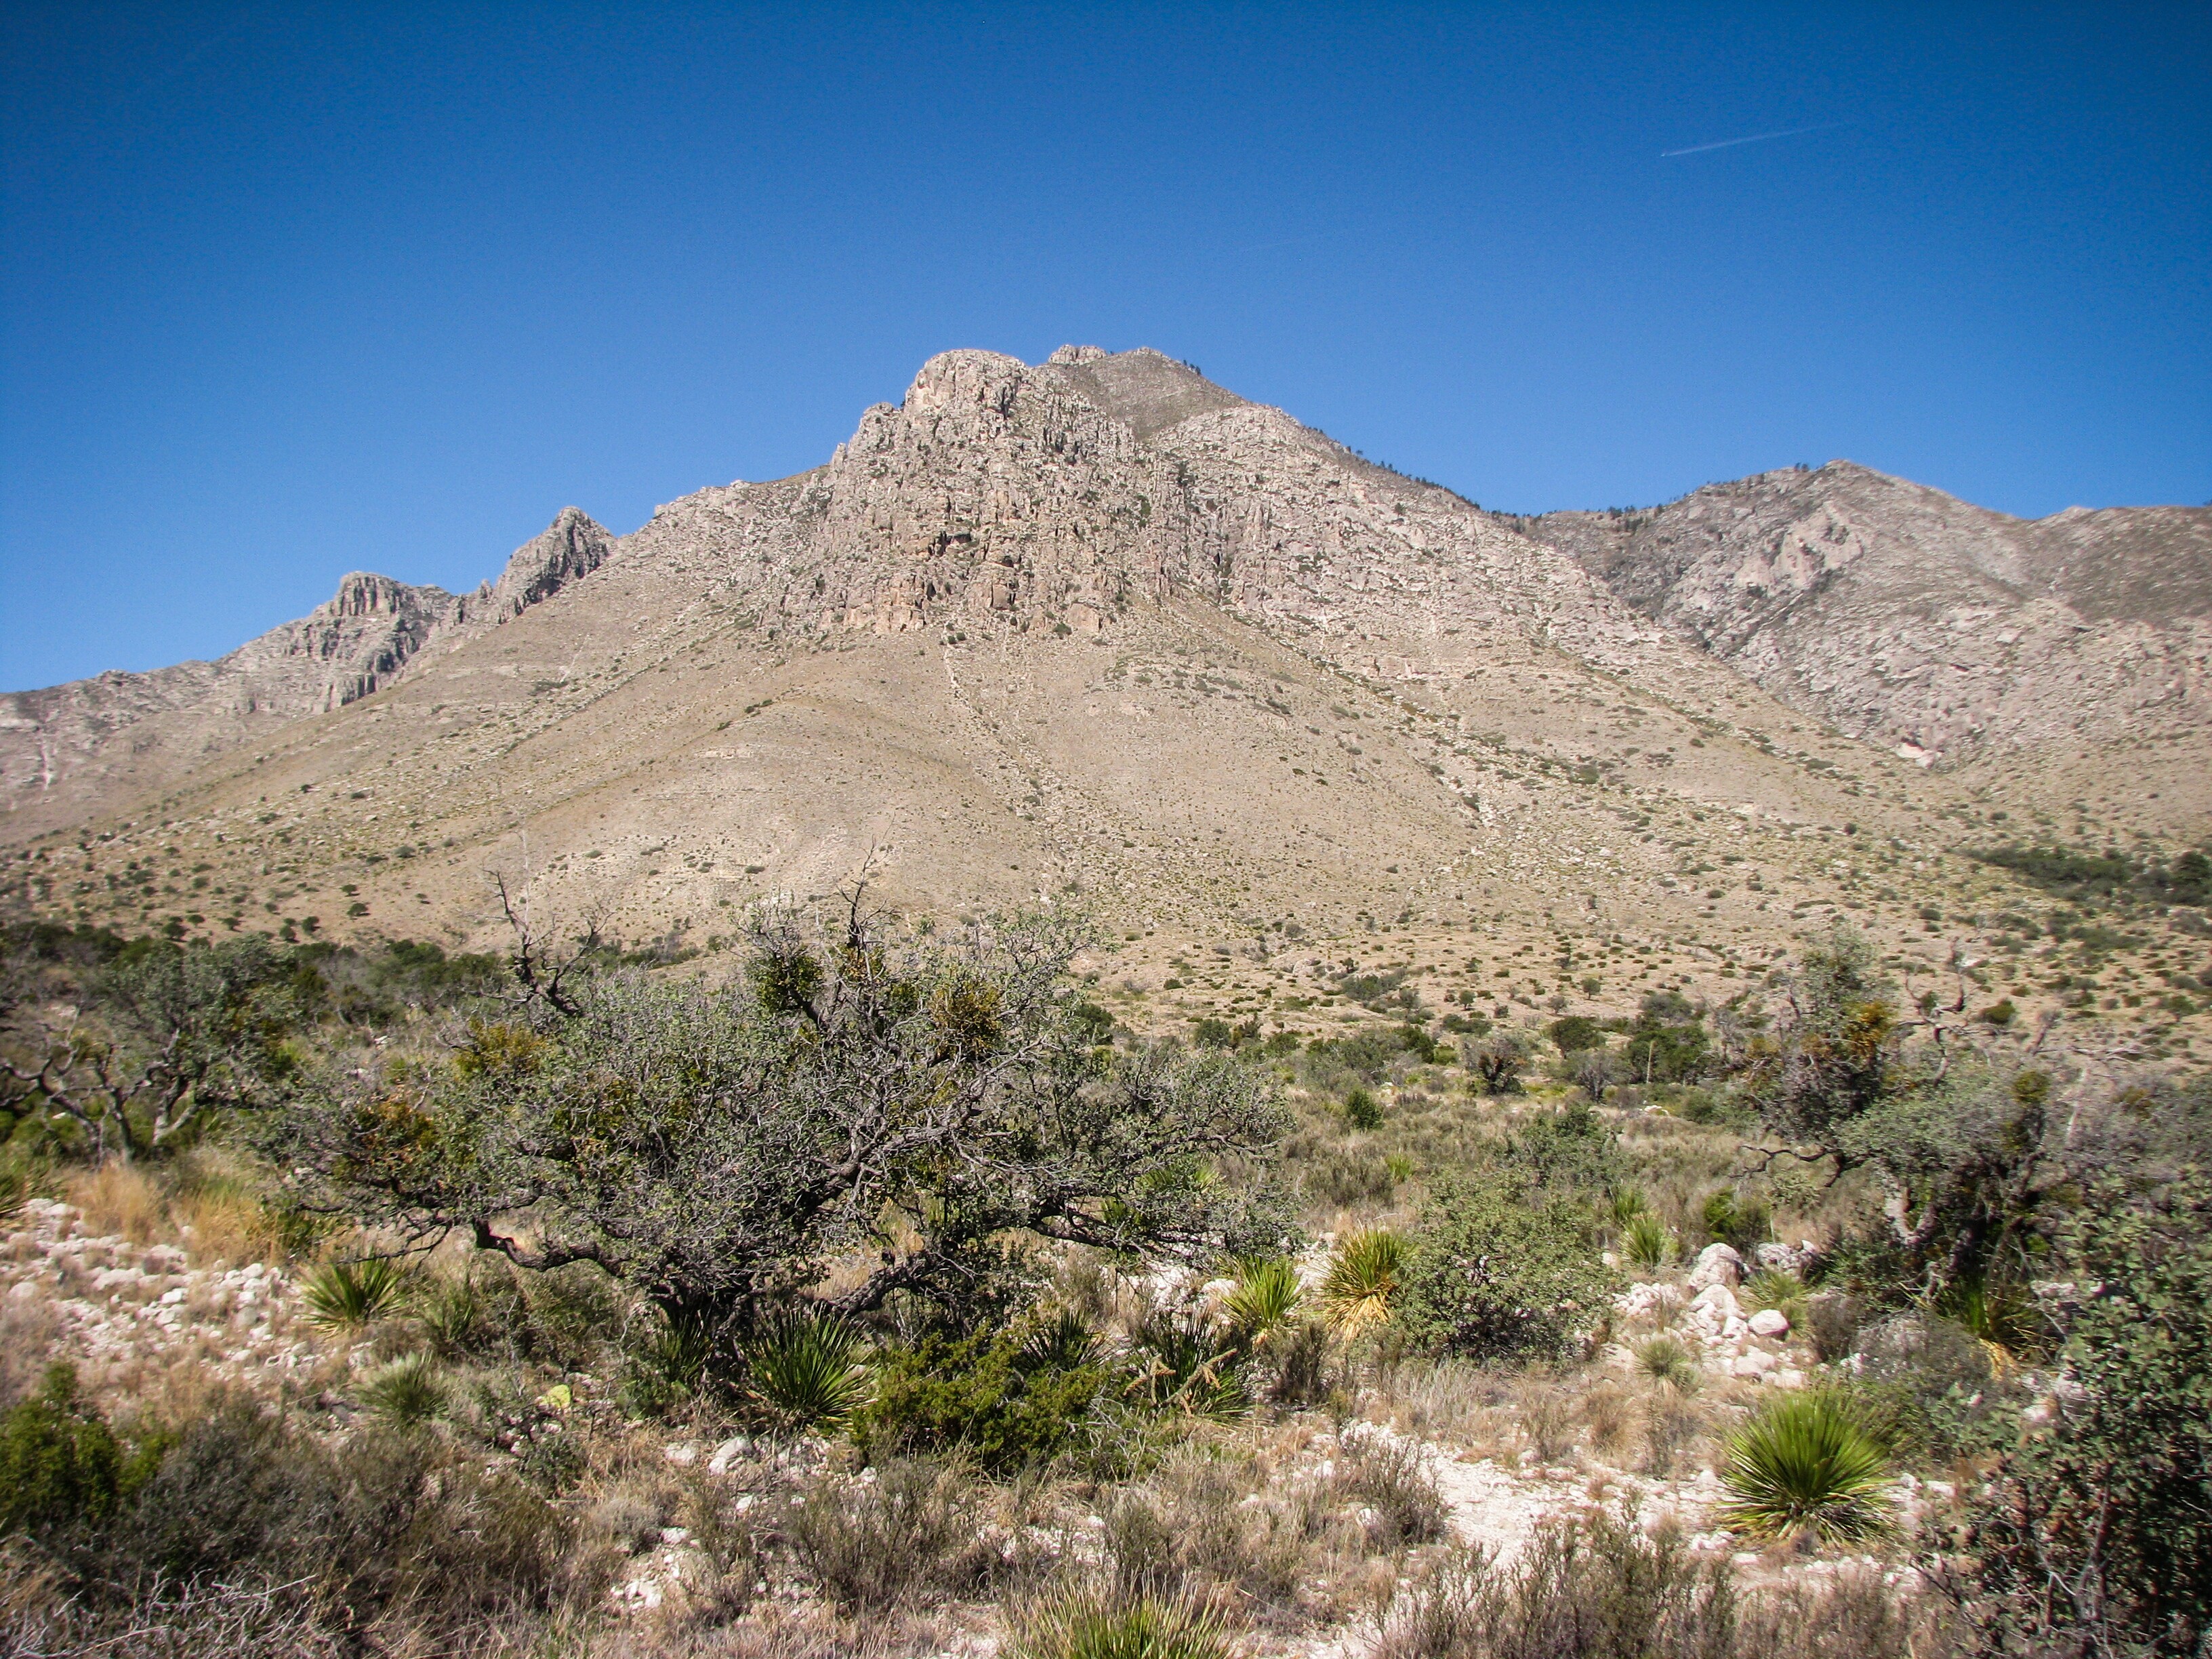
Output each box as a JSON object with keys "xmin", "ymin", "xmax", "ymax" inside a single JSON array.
[
  {"xmin": 1, "ymin": 509, "xmax": 613, "ymax": 832},
  {"xmin": 1504, "ymin": 463, "xmax": 2212, "ymax": 777}
]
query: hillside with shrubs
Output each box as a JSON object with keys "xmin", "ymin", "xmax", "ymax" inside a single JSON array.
[{"xmin": 1, "ymin": 903, "xmax": 2207, "ymax": 1659}]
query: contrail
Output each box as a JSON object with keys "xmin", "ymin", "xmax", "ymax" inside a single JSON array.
[{"xmin": 1660, "ymin": 121, "xmax": 1846, "ymax": 159}]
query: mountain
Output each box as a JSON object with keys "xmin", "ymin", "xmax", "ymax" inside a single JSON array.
[
  {"xmin": 1, "ymin": 348, "xmax": 2203, "ymax": 1065},
  {"xmin": 0, "ymin": 508, "xmax": 613, "ymax": 836},
  {"xmin": 1501, "ymin": 464, "xmax": 2212, "ymax": 832}
]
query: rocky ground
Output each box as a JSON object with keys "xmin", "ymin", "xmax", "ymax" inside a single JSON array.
[{"xmin": 7, "ymin": 1190, "xmax": 1950, "ymax": 1654}]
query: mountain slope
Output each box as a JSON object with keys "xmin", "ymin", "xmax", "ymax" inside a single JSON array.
[
  {"xmin": 0, "ymin": 507, "xmax": 613, "ymax": 836},
  {"xmin": 3, "ymin": 348, "xmax": 1978, "ymax": 995},
  {"xmin": 1502, "ymin": 464, "xmax": 2212, "ymax": 831}
]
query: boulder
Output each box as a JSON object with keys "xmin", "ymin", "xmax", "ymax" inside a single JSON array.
[
  {"xmin": 1755, "ymin": 1241, "xmax": 1811, "ymax": 1273},
  {"xmin": 1689, "ymin": 1283, "xmax": 1742, "ymax": 1322},
  {"xmin": 707, "ymin": 1435, "xmax": 754, "ymax": 1475},
  {"xmin": 1688, "ymin": 1242, "xmax": 1744, "ymax": 1291},
  {"xmin": 1748, "ymin": 1307, "xmax": 1791, "ymax": 1338}
]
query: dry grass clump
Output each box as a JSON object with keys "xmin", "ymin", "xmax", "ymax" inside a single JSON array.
[
  {"xmin": 1372, "ymin": 1511, "xmax": 1942, "ymax": 1659},
  {"xmin": 1331, "ymin": 1425, "xmax": 1448, "ymax": 1546},
  {"xmin": 1105, "ymin": 1442, "xmax": 1355, "ymax": 1624},
  {"xmin": 791, "ymin": 1458, "xmax": 987, "ymax": 1613},
  {"xmin": 64, "ymin": 1162, "xmax": 165, "ymax": 1244}
]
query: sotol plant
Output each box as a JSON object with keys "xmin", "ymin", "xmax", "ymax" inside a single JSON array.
[
  {"xmin": 1634, "ymin": 1336, "xmax": 1699, "ymax": 1391},
  {"xmin": 360, "ymin": 1352, "xmax": 445, "ymax": 1425},
  {"xmin": 302, "ymin": 1256, "xmax": 411, "ymax": 1330},
  {"xmin": 1719, "ymin": 1390, "xmax": 1891, "ymax": 1543},
  {"xmin": 1623, "ymin": 1212, "xmax": 1674, "ymax": 1271}
]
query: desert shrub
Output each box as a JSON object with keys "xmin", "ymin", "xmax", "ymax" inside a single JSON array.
[
  {"xmin": 744, "ymin": 1308, "xmax": 873, "ymax": 1431},
  {"xmin": 1401, "ymin": 1174, "xmax": 1620, "ymax": 1364},
  {"xmin": 1621, "ymin": 991, "xmax": 1712, "ymax": 1086},
  {"xmin": 1105, "ymin": 1448, "xmax": 1326, "ymax": 1610},
  {"xmin": 1957, "ymin": 1172, "xmax": 2212, "ymax": 1658},
  {"xmin": 0, "ymin": 1364, "xmax": 141, "ymax": 1544},
  {"xmin": 1318, "ymin": 1227, "xmax": 1404, "ymax": 1338},
  {"xmin": 1332, "ymin": 1425, "xmax": 1447, "ymax": 1545},
  {"xmin": 1467, "ymin": 1032, "xmax": 1530, "ymax": 1095},
  {"xmin": 1849, "ymin": 1315, "xmax": 2015, "ymax": 1463},
  {"xmin": 79, "ymin": 1392, "xmax": 575, "ymax": 1639},
  {"xmin": 1548, "ymin": 1015, "xmax": 1604, "ymax": 1054},
  {"xmin": 1802, "ymin": 1289, "xmax": 1860, "ymax": 1362},
  {"xmin": 1011, "ymin": 1580, "xmax": 1236, "ymax": 1659},
  {"xmin": 514, "ymin": 1260, "xmax": 625, "ymax": 1369},
  {"xmin": 791, "ymin": 1458, "xmax": 981, "ymax": 1612},
  {"xmin": 276, "ymin": 914, "xmax": 1290, "ymax": 1341},
  {"xmin": 859, "ymin": 1328, "xmax": 1105, "ymax": 1473},
  {"xmin": 1492, "ymin": 1103, "xmax": 1623, "ymax": 1195},
  {"xmin": 1718, "ymin": 1391, "xmax": 1890, "ymax": 1544},
  {"xmin": 1700, "ymin": 1189, "xmax": 1771, "ymax": 1255},
  {"xmin": 1344, "ymin": 1085, "xmax": 1383, "ymax": 1130},
  {"xmin": 300, "ymin": 1254, "xmax": 411, "ymax": 1330}
]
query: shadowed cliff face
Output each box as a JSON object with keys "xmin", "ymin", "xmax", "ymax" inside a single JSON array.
[{"xmin": 1503, "ymin": 464, "xmax": 2211, "ymax": 794}]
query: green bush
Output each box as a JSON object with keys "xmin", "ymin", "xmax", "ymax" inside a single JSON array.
[
  {"xmin": 1400, "ymin": 1174, "xmax": 1620, "ymax": 1364},
  {"xmin": 859, "ymin": 1328, "xmax": 1106, "ymax": 1473},
  {"xmin": 1547, "ymin": 1015, "xmax": 1604, "ymax": 1054},
  {"xmin": 0, "ymin": 1364, "xmax": 142, "ymax": 1543},
  {"xmin": 1718, "ymin": 1391, "xmax": 1890, "ymax": 1544},
  {"xmin": 1344, "ymin": 1085, "xmax": 1382, "ymax": 1130},
  {"xmin": 1960, "ymin": 1173, "xmax": 2212, "ymax": 1656}
]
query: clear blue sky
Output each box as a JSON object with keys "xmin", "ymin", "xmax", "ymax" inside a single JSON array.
[{"xmin": 4, "ymin": 3, "xmax": 2207, "ymax": 691}]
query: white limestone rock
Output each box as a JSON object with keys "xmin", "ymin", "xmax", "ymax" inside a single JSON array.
[{"xmin": 1688, "ymin": 1243, "xmax": 1744, "ymax": 1291}]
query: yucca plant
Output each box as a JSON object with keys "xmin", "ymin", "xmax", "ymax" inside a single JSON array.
[
  {"xmin": 1318, "ymin": 1228, "xmax": 1404, "ymax": 1338},
  {"xmin": 1012, "ymin": 1582, "xmax": 1235, "ymax": 1659},
  {"xmin": 360, "ymin": 1352, "xmax": 445, "ymax": 1425},
  {"xmin": 1633, "ymin": 1335, "xmax": 1699, "ymax": 1391},
  {"xmin": 1622, "ymin": 1212, "xmax": 1674, "ymax": 1271},
  {"xmin": 1221, "ymin": 1254, "xmax": 1303, "ymax": 1353},
  {"xmin": 302, "ymin": 1256, "xmax": 411, "ymax": 1331},
  {"xmin": 744, "ymin": 1307, "xmax": 872, "ymax": 1431},
  {"xmin": 1718, "ymin": 1390, "xmax": 1891, "ymax": 1544}
]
